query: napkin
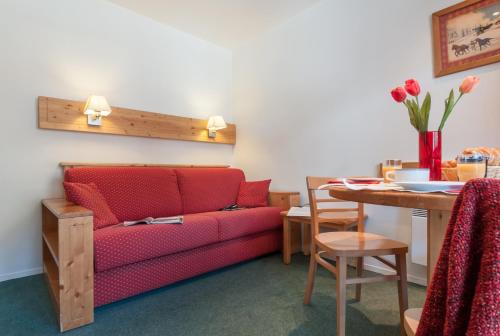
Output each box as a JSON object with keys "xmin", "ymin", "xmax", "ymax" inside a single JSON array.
[
  {"xmin": 317, "ymin": 179, "xmax": 401, "ymax": 191},
  {"xmin": 341, "ymin": 179, "xmax": 403, "ymax": 191}
]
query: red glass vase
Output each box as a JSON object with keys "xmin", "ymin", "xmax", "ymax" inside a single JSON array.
[{"xmin": 419, "ymin": 131, "xmax": 442, "ymax": 181}]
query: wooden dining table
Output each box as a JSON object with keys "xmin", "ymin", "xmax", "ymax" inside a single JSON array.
[{"xmin": 327, "ymin": 186, "xmax": 457, "ymax": 283}]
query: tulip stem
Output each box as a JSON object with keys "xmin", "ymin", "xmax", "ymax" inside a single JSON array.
[{"xmin": 438, "ymin": 92, "xmax": 463, "ymax": 131}]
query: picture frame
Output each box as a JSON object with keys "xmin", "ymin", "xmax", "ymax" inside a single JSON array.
[{"xmin": 432, "ymin": 0, "xmax": 500, "ymax": 77}]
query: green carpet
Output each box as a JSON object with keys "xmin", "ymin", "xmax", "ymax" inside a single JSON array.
[{"xmin": 0, "ymin": 254, "xmax": 426, "ymax": 336}]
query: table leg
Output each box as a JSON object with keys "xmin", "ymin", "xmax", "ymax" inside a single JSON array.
[
  {"xmin": 283, "ymin": 217, "xmax": 291, "ymax": 264},
  {"xmin": 427, "ymin": 210, "xmax": 451, "ymax": 283},
  {"xmin": 283, "ymin": 219, "xmax": 305, "ymax": 264}
]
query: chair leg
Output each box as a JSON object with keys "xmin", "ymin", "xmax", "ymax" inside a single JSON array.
[
  {"xmin": 355, "ymin": 256, "xmax": 363, "ymax": 301},
  {"xmin": 303, "ymin": 251, "xmax": 317, "ymax": 304},
  {"xmin": 336, "ymin": 256, "xmax": 347, "ymax": 336},
  {"xmin": 396, "ymin": 253, "xmax": 409, "ymax": 336},
  {"xmin": 283, "ymin": 217, "xmax": 291, "ymax": 265}
]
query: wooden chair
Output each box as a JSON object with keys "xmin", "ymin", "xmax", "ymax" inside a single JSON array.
[
  {"xmin": 282, "ymin": 188, "xmax": 366, "ymax": 265},
  {"xmin": 303, "ymin": 176, "xmax": 409, "ymax": 336}
]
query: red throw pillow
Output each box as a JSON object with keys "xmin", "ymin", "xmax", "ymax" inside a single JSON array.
[
  {"xmin": 63, "ymin": 182, "xmax": 119, "ymax": 230},
  {"xmin": 236, "ymin": 180, "xmax": 271, "ymax": 208}
]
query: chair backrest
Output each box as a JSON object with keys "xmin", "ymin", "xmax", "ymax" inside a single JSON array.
[{"xmin": 306, "ymin": 176, "xmax": 364, "ymax": 237}]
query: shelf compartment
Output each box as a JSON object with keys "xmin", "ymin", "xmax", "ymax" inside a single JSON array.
[
  {"xmin": 43, "ymin": 232, "xmax": 59, "ymax": 266},
  {"xmin": 43, "ymin": 242, "xmax": 60, "ymax": 308}
]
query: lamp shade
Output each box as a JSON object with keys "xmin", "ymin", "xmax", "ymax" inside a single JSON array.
[
  {"xmin": 84, "ymin": 95, "xmax": 111, "ymax": 116},
  {"xmin": 207, "ymin": 116, "xmax": 227, "ymax": 130}
]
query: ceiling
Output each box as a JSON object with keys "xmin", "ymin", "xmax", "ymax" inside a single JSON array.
[{"xmin": 107, "ymin": 0, "xmax": 321, "ymax": 49}]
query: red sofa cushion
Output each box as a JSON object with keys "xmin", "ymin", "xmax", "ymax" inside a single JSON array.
[
  {"xmin": 94, "ymin": 231, "xmax": 282, "ymax": 307},
  {"xmin": 201, "ymin": 207, "xmax": 282, "ymax": 241},
  {"xmin": 65, "ymin": 167, "xmax": 182, "ymax": 221},
  {"xmin": 175, "ymin": 168, "xmax": 245, "ymax": 214},
  {"xmin": 94, "ymin": 214, "xmax": 219, "ymax": 272},
  {"xmin": 237, "ymin": 180, "xmax": 271, "ymax": 207},
  {"xmin": 63, "ymin": 182, "xmax": 119, "ymax": 230}
]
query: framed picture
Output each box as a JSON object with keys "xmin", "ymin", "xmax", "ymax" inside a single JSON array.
[{"xmin": 432, "ymin": 0, "xmax": 500, "ymax": 77}]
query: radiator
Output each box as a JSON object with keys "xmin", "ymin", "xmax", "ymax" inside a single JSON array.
[{"xmin": 411, "ymin": 209, "xmax": 427, "ymax": 266}]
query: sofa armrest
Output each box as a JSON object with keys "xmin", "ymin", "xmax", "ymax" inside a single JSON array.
[
  {"xmin": 42, "ymin": 198, "xmax": 93, "ymax": 219},
  {"xmin": 268, "ymin": 191, "xmax": 301, "ymax": 211}
]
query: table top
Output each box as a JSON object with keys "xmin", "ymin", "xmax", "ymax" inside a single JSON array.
[{"xmin": 328, "ymin": 187, "xmax": 457, "ymax": 211}]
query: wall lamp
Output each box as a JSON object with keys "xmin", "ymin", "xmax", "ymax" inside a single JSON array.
[
  {"xmin": 207, "ymin": 116, "xmax": 227, "ymax": 138},
  {"xmin": 84, "ymin": 95, "xmax": 111, "ymax": 126}
]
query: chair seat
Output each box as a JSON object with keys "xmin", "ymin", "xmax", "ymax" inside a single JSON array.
[
  {"xmin": 315, "ymin": 231, "xmax": 408, "ymax": 256},
  {"xmin": 404, "ymin": 308, "xmax": 422, "ymax": 336}
]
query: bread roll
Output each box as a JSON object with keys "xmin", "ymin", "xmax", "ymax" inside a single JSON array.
[
  {"xmin": 462, "ymin": 147, "xmax": 500, "ymax": 166},
  {"xmin": 442, "ymin": 159, "xmax": 457, "ymax": 168}
]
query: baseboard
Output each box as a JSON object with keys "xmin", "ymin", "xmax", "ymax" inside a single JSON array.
[
  {"xmin": 1, "ymin": 262, "xmax": 427, "ymax": 287},
  {"xmin": 0, "ymin": 267, "xmax": 43, "ymax": 283},
  {"xmin": 363, "ymin": 262, "xmax": 427, "ymax": 286}
]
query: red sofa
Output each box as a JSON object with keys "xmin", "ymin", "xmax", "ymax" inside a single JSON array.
[{"xmin": 61, "ymin": 166, "xmax": 296, "ymax": 307}]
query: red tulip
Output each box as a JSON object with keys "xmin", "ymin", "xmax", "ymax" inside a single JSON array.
[
  {"xmin": 459, "ymin": 76, "xmax": 480, "ymax": 94},
  {"xmin": 391, "ymin": 87, "xmax": 407, "ymax": 103},
  {"xmin": 404, "ymin": 79, "xmax": 420, "ymax": 96}
]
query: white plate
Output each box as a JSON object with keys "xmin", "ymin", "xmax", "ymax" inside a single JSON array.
[{"xmin": 393, "ymin": 181, "xmax": 465, "ymax": 192}]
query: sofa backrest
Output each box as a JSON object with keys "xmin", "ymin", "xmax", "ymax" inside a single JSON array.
[
  {"xmin": 175, "ymin": 168, "xmax": 245, "ymax": 214},
  {"xmin": 65, "ymin": 167, "xmax": 183, "ymax": 221}
]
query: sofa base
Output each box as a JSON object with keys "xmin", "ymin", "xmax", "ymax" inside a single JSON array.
[{"xmin": 95, "ymin": 229, "xmax": 282, "ymax": 307}]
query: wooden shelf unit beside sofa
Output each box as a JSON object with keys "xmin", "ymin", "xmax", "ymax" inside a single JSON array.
[
  {"xmin": 42, "ymin": 189, "xmax": 299, "ymax": 332},
  {"xmin": 42, "ymin": 198, "xmax": 94, "ymax": 332}
]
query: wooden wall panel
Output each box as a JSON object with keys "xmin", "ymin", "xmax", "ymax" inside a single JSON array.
[{"xmin": 38, "ymin": 96, "xmax": 236, "ymax": 144}]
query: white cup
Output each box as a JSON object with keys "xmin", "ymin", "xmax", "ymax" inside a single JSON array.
[{"xmin": 386, "ymin": 168, "xmax": 430, "ymax": 182}]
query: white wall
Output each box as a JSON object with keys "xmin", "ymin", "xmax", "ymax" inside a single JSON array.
[
  {"xmin": 0, "ymin": 0, "xmax": 233, "ymax": 281},
  {"xmin": 233, "ymin": 0, "xmax": 500, "ymax": 284},
  {"xmin": 2, "ymin": 0, "xmax": 499, "ymax": 284}
]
